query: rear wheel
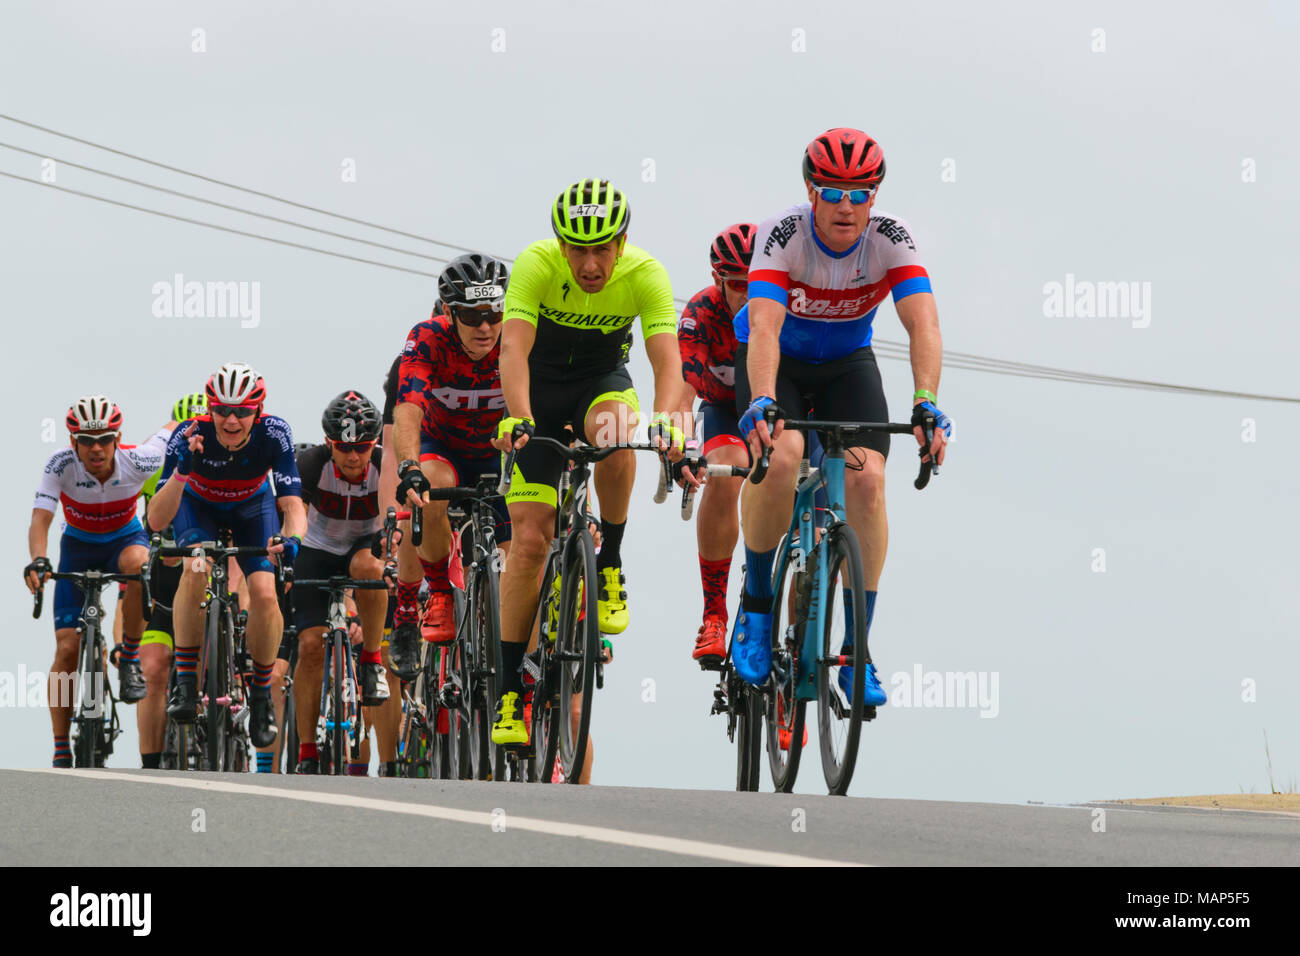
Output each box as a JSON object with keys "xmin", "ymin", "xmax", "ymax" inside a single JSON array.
[
  {"xmin": 817, "ymin": 527, "xmax": 868, "ymax": 796},
  {"xmin": 556, "ymin": 531, "xmax": 598, "ymax": 785}
]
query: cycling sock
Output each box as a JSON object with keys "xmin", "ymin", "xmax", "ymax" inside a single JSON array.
[
  {"xmin": 499, "ymin": 640, "xmax": 526, "ymax": 696},
  {"xmin": 360, "ymin": 648, "xmax": 382, "ymax": 665},
  {"xmin": 394, "ymin": 579, "xmax": 420, "ymax": 626},
  {"xmin": 250, "ymin": 660, "xmax": 273, "ymax": 697},
  {"xmin": 743, "ymin": 546, "xmax": 777, "ymax": 601},
  {"xmin": 381, "ymin": 761, "xmax": 397, "ymax": 777},
  {"xmin": 421, "ymin": 556, "xmax": 450, "ymax": 591},
  {"xmin": 699, "ymin": 556, "xmax": 731, "ymax": 621},
  {"xmin": 347, "ymin": 762, "xmax": 368, "ymax": 776},
  {"xmin": 299, "ymin": 742, "xmax": 319, "ymax": 761},
  {"xmin": 120, "ymin": 632, "xmax": 140, "ymax": 664},
  {"xmin": 256, "ymin": 751, "xmax": 274, "ymax": 773},
  {"xmin": 597, "ymin": 519, "xmax": 626, "ymax": 571},
  {"xmin": 141, "ymin": 752, "xmax": 161, "ymax": 769},
  {"xmin": 175, "ymin": 646, "xmax": 199, "ymax": 686},
  {"xmin": 842, "ymin": 590, "xmax": 877, "ymax": 651},
  {"xmin": 53, "ymin": 735, "xmax": 71, "ymax": 767}
]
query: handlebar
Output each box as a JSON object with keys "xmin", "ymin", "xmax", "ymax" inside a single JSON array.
[
  {"xmin": 31, "ymin": 569, "xmax": 142, "ymax": 620},
  {"xmin": 497, "ymin": 437, "xmax": 673, "ymax": 496},
  {"xmin": 372, "ymin": 507, "xmax": 417, "ymax": 558},
  {"xmin": 747, "ymin": 406, "xmax": 936, "ymax": 490}
]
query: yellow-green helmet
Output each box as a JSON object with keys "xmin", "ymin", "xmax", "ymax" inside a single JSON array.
[
  {"xmin": 551, "ymin": 179, "xmax": 630, "ymax": 246},
  {"xmin": 172, "ymin": 391, "xmax": 207, "ymax": 422}
]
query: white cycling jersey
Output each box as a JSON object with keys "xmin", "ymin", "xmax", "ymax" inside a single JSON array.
[{"xmin": 33, "ymin": 429, "xmax": 170, "ymax": 542}]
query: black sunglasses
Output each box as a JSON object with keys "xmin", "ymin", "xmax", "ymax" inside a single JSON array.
[
  {"xmin": 450, "ymin": 305, "xmax": 504, "ymax": 327},
  {"xmin": 75, "ymin": 433, "xmax": 118, "ymax": 447},
  {"xmin": 211, "ymin": 404, "xmax": 257, "ymax": 419}
]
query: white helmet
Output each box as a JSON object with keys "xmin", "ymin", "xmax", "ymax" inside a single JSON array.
[
  {"xmin": 66, "ymin": 395, "xmax": 123, "ymax": 435},
  {"xmin": 205, "ymin": 362, "xmax": 267, "ymax": 407}
]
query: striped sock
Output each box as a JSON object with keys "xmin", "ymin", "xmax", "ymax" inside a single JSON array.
[
  {"xmin": 347, "ymin": 762, "xmax": 368, "ymax": 776},
  {"xmin": 175, "ymin": 646, "xmax": 199, "ymax": 686},
  {"xmin": 299, "ymin": 742, "xmax": 318, "ymax": 762},
  {"xmin": 256, "ymin": 751, "xmax": 274, "ymax": 773},
  {"xmin": 53, "ymin": 735, "xmax": 71, "ymax": 767},
  {"xmin": 120, "ymin": 632, "xmax": 140, "ymax": 664},
  {"xmin": 251, "ymin": 660, "xmax": 274, "ymax": 697},
  {"xmin": 394, "ymin": 579, "xmax": 420, "ymax": 626},
  {"xmin": 420, "ymin": 556, "xmax": 449, "ymax": 592}
]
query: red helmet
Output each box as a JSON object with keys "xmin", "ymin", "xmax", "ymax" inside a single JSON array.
[
  {"xmin": 66, "ymin": 395, "xmax": 123, "ymax": 435},
  {"xmin": 709, "ymin": 223, "xmax": 757, "ymax": 276},
  {"xmin": 802, "ymin": 128, "xmax": 886, "ymax": 186}
]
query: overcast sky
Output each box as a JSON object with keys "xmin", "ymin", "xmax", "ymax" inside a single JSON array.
[{"xmin": 4, "ymin": 0, "xmax": 1298, "ymax": 804}]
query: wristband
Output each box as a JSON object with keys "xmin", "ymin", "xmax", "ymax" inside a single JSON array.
[{"xmin": 913, "ymin": 388, "xmax": 937, "ymax": 404}]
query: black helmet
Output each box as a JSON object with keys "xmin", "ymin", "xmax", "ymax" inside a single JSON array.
[
  {"xmin": 437, "ymin": 254, "xmax": 509, "ymax": 310},
  {"xmin": 322, "ymin": 390, "xmax": 382, "ymax": 442}
]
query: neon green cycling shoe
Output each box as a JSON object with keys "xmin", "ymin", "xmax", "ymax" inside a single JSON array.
[
  {"xmin": 597, "ymin": 566, "xmax": 629, "ymax": 634},
  {"xmin": 491, "ymin": 691, "xmax": 528, "ymax": 747}
]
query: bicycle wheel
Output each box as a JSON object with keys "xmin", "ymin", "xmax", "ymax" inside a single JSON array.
[
  {"xmin": 817, "ymin": 525, "xmax": 868, "ymax": 796},
  {"xmin": 73, "ymin": 626, "xmax": 104, "ymax": 768},
  {"xmin": 533, "ymin": 555, "xmax": 563, "ymax": 782},
  {"xmin": 766, "ymin": 544, "xmax": 808, "ymax": 793},
  {"xmin": 468, "ymin": 563, "xmax": 503, "ymax": 781},
  {"xmin": 330, "ymin": 633, "xmax": 347, "ymax": 775},
  {"xmin": 556, "ymin": 529, "xmax": 598, "ymax": 784},
  {"xmin": 204, "ymin": 606, "xmax": 232, "ymax": 772},
  {"xmin": 734, "ymin": 681, "xmax": 762, "ymax": 792},
  {"xmin": 282, "ymin": 683, "xmax": 298, "ymax": 774}
]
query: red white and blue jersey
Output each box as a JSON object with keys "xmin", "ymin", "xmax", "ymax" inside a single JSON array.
[
  {"xmin": 678, "ymin": 284, "xmax": 737, "ymax": 407},
  {"xmin": 397, "ymin": 312, "xmax": 503, "ymax": 459},
  {"xmin": 33, "ymin": 430, "xmax": 170, "ymax": 542},
  {"xmin": 736, "ymin": 202, "xmax": 932, "ymax": 363},
  {"xmin": 160, "ymin": 414, "xmax": 302, "ymax": 507}
]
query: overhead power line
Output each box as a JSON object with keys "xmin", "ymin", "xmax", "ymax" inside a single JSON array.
[{"xmin": 3, "ymin": 113, "xmax": 1297, "ymax": 403}]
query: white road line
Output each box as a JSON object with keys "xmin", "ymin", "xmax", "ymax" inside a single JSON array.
[{"xmin": 16, "ymin": 768, "xmax": 865, "ymax": 867}]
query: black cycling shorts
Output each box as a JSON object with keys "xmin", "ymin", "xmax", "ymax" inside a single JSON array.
[
  {"xmin": 507, "ymin": 366, "xmax": 640, "ymax": 509},
  {"xmin": 290, "ymin": 539, "xmax": 375, "ymax": 632},
  {"xmin": 734, "ymin": 345, "xmax": 890, "ymax": 459}
]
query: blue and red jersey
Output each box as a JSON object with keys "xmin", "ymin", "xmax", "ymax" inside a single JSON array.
[
  {"xmin": 397, "ymin": 312, "xmax": 503, "ymax": 459},
  {"xmin": 678, "ymin": 284, "xmax": 738, "ymax": 407},
  {"xmin": 160, "ymin": 414, "xmax": 302, "ymax": 507}
]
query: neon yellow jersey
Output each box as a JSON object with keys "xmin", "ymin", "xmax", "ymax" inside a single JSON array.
[{"xmin": 503, "ymin": 239, "xmax": 677, "ymax": 378}]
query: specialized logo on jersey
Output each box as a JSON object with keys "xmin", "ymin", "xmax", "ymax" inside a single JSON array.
[{"xmin": 537, "ymin": 303, "xmax": 634, "ymax": 333}]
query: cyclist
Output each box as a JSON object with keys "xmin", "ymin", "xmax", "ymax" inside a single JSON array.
[
  {"xmin": 24, "ymin": 396, "xmax": 173, "ymax": 767},
  {"xmin": 490, "ymin": 179, "xmax": 690, "ymax": 750},
  {"xmin": 677, "ymin": 222, "xmax": 757, "ymax": 665},
  {"xmin": 135, "ymin": 391, "xmax": 208, "ymax": 769},
  {"xmin": 732, "ymin": 128, "xmax": 951, "ymax": 701},
  {"xmin": 146, "ymin": 363, "xmax": 306, "ymax": 749},
  {"xmin": 389, "ymin": 258, "xmax": 512, "ymax": 679},
  {"xmin": 290, "ymin": 390, "xmax": 389, "ymax": 774}
]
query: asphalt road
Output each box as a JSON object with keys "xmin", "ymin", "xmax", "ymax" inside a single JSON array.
[{"xmin": 4, "ymin": 768, "xmax": 1298, "ymax": 866}]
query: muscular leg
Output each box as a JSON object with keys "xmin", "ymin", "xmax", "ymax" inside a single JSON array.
[
  {"xmin": 294, "ymin": 626, "xmax": 326, "ymax": 748},
  {"xmin": 243, "ymin": 571, "xmax": 282, "ymax": 667},
  {"xmin": 844, "ymin": 449, "xmax": 888, "ymax": 589},
  {"xmin": 48, "ymin": 628, "xmax": 79, "ymax": 741},
  {"xmin": 137, "ymin": 642, "xmax": 171, "ymax": 754},
  {"xmin": 585, "ymin": 399, "xmax": 636, "ymax": 526}
]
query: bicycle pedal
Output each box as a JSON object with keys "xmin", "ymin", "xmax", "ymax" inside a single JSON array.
[
  {"xmin": 698, "ymin": 656, "xmax": 724, "ymax": 672},
  {"xmin": 864, "ymin": 706, "xmax": 877, "ymax": 722}
]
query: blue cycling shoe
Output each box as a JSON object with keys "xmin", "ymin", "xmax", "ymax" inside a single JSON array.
[
  {"xmin": 730, "ymin": 606, "xmax": 772, "ymax": 686},
  {"xmin": 838, "ymin": 659, "xmax": 888, "ymax": 707}
]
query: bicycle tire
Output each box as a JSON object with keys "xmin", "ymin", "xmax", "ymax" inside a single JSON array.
[
  {"xmin": 331, "ymin": 632, "xmax": 347, "ymax": 775},
  {"xmin": 817, "ymin": 525, "xmax": 868, "ymax": 796},
  {"xmin": 470, "ymin": 562, "xmax": 505, "ymax": 782},
  {"xmin": 556, "ymin": 528, "xmax": 598, "ymax": 784},
  {"xmin": 204, "ymin": 604, "xmax": 231, "ymax": 773},
  {"xmin": 73, "ymin": 624, "xmax": 105, "ymax": 768},
  {"xmin": 766, "ymin": 542, "xmax": 808, "ymax": 792},
  {"xmin": 735, "ymin": 682, "xmax": 762, "ymax": 792},
  {"xmin": 283, "ymin": 683, "xmax": 298, "ymax": 774},
  {"xmin": 534, "ymin": 554, "xmax": 563, "ymax": 783}
]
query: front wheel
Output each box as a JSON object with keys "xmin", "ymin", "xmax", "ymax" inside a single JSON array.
[
  {"xmin": 817, "ymin": 526, "xmax": 868, "ymax": 796},
  {"xmin": 766, "ymin": 543, "xmax": 807, "ymax": 793},
  {"xmin": 556, "ymin": 530, "xmax": 598, "ymax": 784},
  {"xmin": 734, "ymin": 681, "xmax": 762, "ymax": 792}
]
